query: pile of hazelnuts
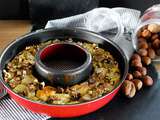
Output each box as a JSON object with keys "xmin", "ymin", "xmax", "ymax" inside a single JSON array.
[{"xmin": 122, "ymin": 23, "xmax": 160, "ymax": 98}]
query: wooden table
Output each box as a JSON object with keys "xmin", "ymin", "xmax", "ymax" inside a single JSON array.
[{"xmin": 0, "ymin": 20, "xmax": 31, "ymax": 53}]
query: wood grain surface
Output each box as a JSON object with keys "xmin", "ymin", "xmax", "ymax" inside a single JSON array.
[{"xmin": 0, "ymin": 20, "xmax": 31, "ymax": 53}]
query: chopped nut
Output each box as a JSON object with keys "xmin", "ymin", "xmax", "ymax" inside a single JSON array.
[
  {"xmin": 13, "ymin": 84, "xmax": 28, "ymax": 94},
  {"xmin": 36, "ymin": 90, "xmax": 48, "ymax": 101},
  {"xmin": 28, "ymin": 84, "xmax": 36, "ymax": 91},
  {"xmin": 36, "ymin": 86, "xmax": 56, "ymax": 101},
  {"xmin": 40, "ymin": 82, "xmax": 45, "ymax": 89},
  {"xmin": 80, "ymin": 94, "xmax": 92, "ymax": 101},
  {"xmin": 88, "ymin": 78, "xmax": 96, "ymax": 84},
  {"xmin": 17, "ymin": 71, "xmax": 22, "ymax": 76}
]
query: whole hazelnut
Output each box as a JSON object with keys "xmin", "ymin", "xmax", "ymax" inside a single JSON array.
[
  {"xmin": 131, "ymin": 59, "xmax": 142, "ymax": 68},
  {"xmin": 148, "ymin": 43, "xmax": 152, "ymax": 48},
  {"xmin": 122, "ymin": 80, "xmax": 136, "ymax": 98},
  {"xmin": 136, "ymin": 67, "xmax": 147, "ymax": 76},
  {"xmin": 148, "ymin": 48, "xmax": 156, "ymax": 59},
  {"xmin": 142, "ymin": 56, "xmax": 151, "ymax": 65},
  {"xmin": 141, "ymin": 29, "xmax": 151, "ymax": 38},
  {"xmin": 151, "ymin": 34, "xmax": 159, "ymax": 41},
  {"xmin": 131, "ymin": 53, "xmax": 141, "ymax": 62},
  {"xmin": 143, "ymin": 75, "xmax": 153, "ymax": 86},
  {"xmin": 126, "ymin": 73, "xmax": 133, "ymax": 80},
  {"xmin": 138, "ymin": 48, "xmax": 148, "ymax": 57},
  {"xmin": 156, "ymin": 49, "xmax": 160, "ymax": 56},
  {"xmin": 152, "ymin": 38, "xmax": 160, "ymax": 49},
  {"xmin": 137, "ymin": 30, "xmax": 142, "ymax": 37},
  {"xmin": 141, "ymin": 25, "xmax": 148, "ymax": 30},
  {"xmin": 132, "ymin": 79, "xmax": 143, "ymax": 90},
  {"xmin": 138, "ymin": 37, "xmax": 146, "ymax": 43},
  {"xmin": 138, "ymin": 41, "xmax": 148, "ymax": 49},
  {"xmin": 148, "ymin": 24, "xmax": 160, "ymax": 33},
  {"xmin": 133, "ymin": 71, "xmax": 142, "ymax": 78}
]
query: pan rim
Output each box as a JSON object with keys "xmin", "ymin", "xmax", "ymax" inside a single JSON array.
[{"xmin": 0, "ymin": 27, "xmax": 128, "ymax": 106}]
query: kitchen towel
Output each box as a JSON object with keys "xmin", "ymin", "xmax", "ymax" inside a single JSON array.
[
  {"xmin": 0, "ymin": 7, "xmax": 140, "ymax": 120},
  {"xmin": 0, "ymin": 96, "xmax": 50, "ymax": 120},
  {"xmin": 46, "ymin": 7, "xmax": 141, "ymax": 60}
]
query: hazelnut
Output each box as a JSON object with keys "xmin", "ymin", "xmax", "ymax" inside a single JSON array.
[
  {"xmin": 141, "ymin": 29, "xmax": 151, "ymax": 38},
  {"xmin": 133, "ymin": 71, "xmax": 142, "ymax": 78},
  {"xmin": 122, "ymin": 80, "xmax": 136, "ymax": 98},
  {"xmin": 137, "ymin": 30, "xmax": 142, "ymax": 37},
  {"xmin": 152, "ymin": 38, "xmax": 160, "ymax": 49},
  {"xmin": 141, "ymin": 25, "xmax": 148, "ymax": 30},
  {"xmin": 88, "ymin": 78, "xmax": 96, "ymax": 84},
  {"xmin": 142, "ymin": 56, "xmax": 151, "ymax": 65},
  {"xmin": 126, "ymin": 73, "xmax": 133, "ymax": 80},
  {"xmin": 132, "ymin": 79, "xmax": 143, "ymax": 90},
  {"xmin": 138, "ymin": 41, "xmax": 148, "ymax": 49},
  {"xmin": 131, "ymin": 53, "xmax": 141, "ymax": 62},
  {"xmin": 151, "ymin": 34, "xmax": 159, "ymax": 41},
  {"xmin": 136, "ymin": 67, "xmax": 147, "ymax": 76},
  {"xmin": 156, "ymin": 49, "xmax": 160, "ymax": 56},
  {"xmin": 138, "ymin": 48, "xmax": 148, "ymax": 57},
  {"xmin": 148, "ymin": 43, "xmax": 152, "ymax": 48},
  {"xmin": 80, "ymin": 94, "xmax": 92, "ymax": 101},
  {"xmin": 148, "ymin": 24, "xmax": 160, "ymax": 33},
  {"xmin": 148, "ymin": 48, "xmax": 156, "ymax": 59},
  {"xmin": 143, "ymin": 75, "xmax": 153, "ymax": 86},
  {"xmin": 131, "ymin": 59, "xmax": 142, "ymax": 68},
  {"xmin": 138, "ymin": 37, "xmax": 146, "ymax": 43}
]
